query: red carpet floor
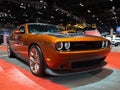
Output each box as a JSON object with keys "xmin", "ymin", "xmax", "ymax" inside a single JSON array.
[
  {"xmin": 105, "ymin": 52, "xmax": 120, "ymax": 69},
  {"xmin": 0, "ymin": 59, "xmax": 69, "ymax": 90}
]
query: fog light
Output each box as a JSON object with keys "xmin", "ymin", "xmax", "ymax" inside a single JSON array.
[
  {"xmin": 105, "ymin": 41, "xmax": 108, "ymax": 47},
  {"xmin": 102, "ymin": 41, "xmax": 105, "ymax": 48}
]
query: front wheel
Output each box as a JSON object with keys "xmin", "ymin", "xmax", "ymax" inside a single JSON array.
[{"xmin": 29, "ymin": 45, "xmax": 45, "ymax": 76}]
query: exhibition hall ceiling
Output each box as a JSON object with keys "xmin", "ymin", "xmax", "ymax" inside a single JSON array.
[
  {"xmin": 0, "ymin": 0, "xmax": 120, "ymax": 30},
  {"xmin": 48, "ymin": 0, "xmax": 120, "ymax": 27}
]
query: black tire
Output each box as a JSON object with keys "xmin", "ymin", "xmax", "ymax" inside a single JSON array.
[
  {"xmin": 7, "ymin": 45, "xmax": 15, "ymax": 58},
  {"xmin": 29, "ymin": 45, "xmax": 45, "ymax": 76},
  {"xmin": 115, "ymin": 43, "xmax": 118, "ymax": 46}
]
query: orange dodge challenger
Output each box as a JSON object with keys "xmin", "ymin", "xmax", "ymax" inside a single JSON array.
[{"xmin": 7, "ymin": 23, "xmax": 111, "ymax": 76}]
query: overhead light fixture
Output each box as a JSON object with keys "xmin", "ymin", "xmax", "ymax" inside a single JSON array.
[
  {"xmin": 21, "ymin": 3, "xmax": 24, "ymax": 6},
  {"xmin": 114, "ymin": 16, "xmax": 117, "ymax": 19},
  {"xmin": 50, "ymin": 16, "xmax": 54, "ymax": 19},
  {"xmin": 8, "ymin": 10, "xmax": 10, "ymax": 12},
  {"xmin": 28, "ymin": 4, "xmax": 30, "ymax": 7},
  {"xmin": 55, "ymin": 8, "xmax": 59, "ymax": 11},
  {"xmin": 44, "ymin": 6, "xmax": 46, "ymax": 9},
  {"xmin": 40, "ymin": 0, "xmax": 43, "ymax": 3},
  {"xmin": 87, "ymin": 10, "xmax": 91, "ymax": 13},
  {"xmin": 92, "ymin": 15, "xmax": 95, "ymax": 17},
  {"xmin": 4, "ymin": 13, "xmax": 7, "ymax": 17},
  {"xmin": 112, "ymin": 12, "xmax": 116, "ymax": 15},
  {"xmin": 112, "ymin": 6, "xmax": 115, "ymax": 9},
  {"xmin": 96, "ymin": 18, "xmax": 99, "ymax": 20},
  {"xmin": 79, "ymin": 3, "xmax": 84, "ymax": 7},
  {"xmin": 20, "ymin": 2, "xmax": 26, "ymax": 9},
  {"xmin": 110, "ymin": 0, "xmax": 113, "ymax": 1}
]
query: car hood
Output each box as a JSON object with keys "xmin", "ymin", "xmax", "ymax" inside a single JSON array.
[{"xmin": 31, "ymin": 32, "xmax": 107, "ymax": 43}]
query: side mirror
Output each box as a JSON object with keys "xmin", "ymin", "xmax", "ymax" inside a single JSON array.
[{"xmin": 14, "ymin": 30, "xmax": 20, "ymax": 34}]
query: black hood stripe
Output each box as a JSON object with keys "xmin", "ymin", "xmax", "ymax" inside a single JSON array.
[{"xmin": 47, "ymin": 33, "xmax": 86, "ymax": 38}]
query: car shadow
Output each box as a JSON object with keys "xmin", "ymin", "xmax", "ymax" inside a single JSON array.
[{"xmin": 46, "ymin": 68, "xmax": 113, "ymax": 88}]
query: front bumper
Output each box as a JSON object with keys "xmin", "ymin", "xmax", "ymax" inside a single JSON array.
[
  {"xmin": 45, "ymin": 61, "xmax": 106, "ymax": 76},
  {"xmin": 45, "ymin": 48, "xmax": 110, "ymax": 70}
]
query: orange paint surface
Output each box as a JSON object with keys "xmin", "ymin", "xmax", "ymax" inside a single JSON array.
[{"xmin": 0, "ymin": 59, "xmax": 69, "ymax": 90}]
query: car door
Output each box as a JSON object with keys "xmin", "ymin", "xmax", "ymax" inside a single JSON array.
[{"xmin": 14, "ymin": 26, "xmax": 29, "ymax": 59}]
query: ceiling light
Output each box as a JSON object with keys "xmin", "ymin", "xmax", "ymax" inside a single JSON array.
[
  {"xmin": 110, "ymin": 0, "xmax": 113, "ymax": 1},
  {"xmin": 28, "ymin": 4, "xmax": 30, "ymax": 7},
  {"xmin": 21, "ymin": 3, "xmax": 23, "ymax": 6},
  {"xmin": 96, "ymin": 18, "xmax": 99, "ymax": 20},
  {"xmin": 44, "ymin": 6, "xmax": 46, "ymax": 9},
  {"xmin": 55, "ymin": 8, "xmax": 59, "ymax": 11},
  {"xmin": 8, "ymin": 10, "xmax": 10, "ymax": 12},
  {"xmin": 79, "ymin": 3, "xmax": 84, "ymax": 7},
  {"xmin": 4, "ymin": 14, "xmax": 7, "ymax": 16},
  {"xmin": 92, "ymin": 15, "xmax": 95, "ymax": 17},
  {"xmin": 87, "ymin": 10, "xmax": 91, "ymax": 13},
  {"xmin": 112, "ymin": 6, "xmax": 115, "ymax": 9},
  {"xmin": 40, "ymin": 0, "xmax": 43, "ymax": 3},
  {"xmin": 113, "ymin": 12, "xmax": 116, "ymax": 15},
  {"xmin": 50, "ymin": 16, "xmax": 54, "ymax": 19},
  {"xmin": 115, "ymin": 16, "xmax": 117, "ymax": 19}
]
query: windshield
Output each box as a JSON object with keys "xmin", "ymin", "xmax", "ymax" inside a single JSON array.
[{"xmin": 28, "ymin": 24, "xmax": 62, "ymax": 34}]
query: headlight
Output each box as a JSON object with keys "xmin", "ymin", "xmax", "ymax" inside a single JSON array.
[
  {"xmin": 64, "ymin": 42, "xmax": 70, "ymax": 50},
  {"xmin": 56, "ymin": 42, "xmax": 63, "ymax": 51}
]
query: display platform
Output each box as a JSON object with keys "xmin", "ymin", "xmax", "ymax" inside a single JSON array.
[{"xmin": 0, "ymin": 45, "xmax": 120, "ymax": 90}]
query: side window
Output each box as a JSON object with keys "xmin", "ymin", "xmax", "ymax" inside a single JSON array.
[{"xmin": 19, "ymin": 26, "xmax": 25, "ymax": 34}]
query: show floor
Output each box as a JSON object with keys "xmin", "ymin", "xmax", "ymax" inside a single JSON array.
[{"xmin": 0, "ymin": 45, "xmax": 120, "ymax": 90}]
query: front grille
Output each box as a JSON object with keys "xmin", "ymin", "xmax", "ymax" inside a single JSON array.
[
  {"xmin": 70, "ymin": 41, "xmax": 102, "ymax": 51},
  {"xmin": 72, "ymin": 58, "xmax": 104, "ymax": 69}
]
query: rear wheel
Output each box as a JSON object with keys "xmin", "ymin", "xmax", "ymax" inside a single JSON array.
[
  {"xmin": 7, "ymin": 45, "xmax": 15, "ymax": 58},
  {"xmin": 29, "ymin": 45, "xmax": 45, "ymax": 76}
]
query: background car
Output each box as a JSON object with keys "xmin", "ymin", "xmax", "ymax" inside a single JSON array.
[
  {"xmin": 105, "ymin": 35, "xmax": 120, "ymax": 46},
  {"xmin": 7, "ymin": 23, "xmax": 111, "ymax": 76}
]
